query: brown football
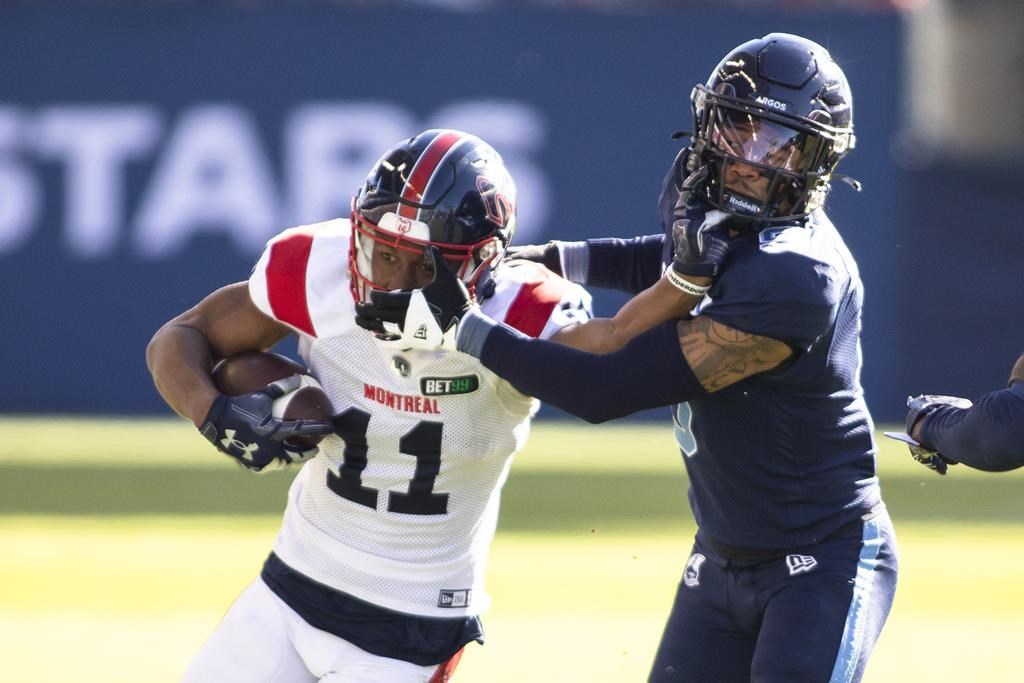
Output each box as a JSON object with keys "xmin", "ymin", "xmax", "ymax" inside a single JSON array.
[{"xmin": 212, "ymin": 351, "xmax": 332, "ymax": 449}]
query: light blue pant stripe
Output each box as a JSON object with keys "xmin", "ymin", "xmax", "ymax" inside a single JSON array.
[{"xmin": 829, "ymin": 517, "xmax": 883, "ymax": 683}]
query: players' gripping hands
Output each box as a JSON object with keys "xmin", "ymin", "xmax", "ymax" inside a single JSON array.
[
  {"xmin": 199, "ymin": 376, "xmax": 334, "ymax": 472},
  {"xmin": 883, "ymin": 394, "xmax": 973, "ymax": 475},
  {"xmin": 504, "ymin": 242, "xmax": 564, "ymax": 277},
  {"xmin": 355, "ymin": 246, "xmax": 474, "ymax": 352}
]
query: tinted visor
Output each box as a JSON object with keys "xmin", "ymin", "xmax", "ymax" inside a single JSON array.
[{"xmin": 710, "ymin": 107, "xmax": 815, "ymax": 173}]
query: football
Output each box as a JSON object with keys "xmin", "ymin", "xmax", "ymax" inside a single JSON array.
[{"xmin": 212, "ymin": 351, "xmax": 333, "ymax": 449}]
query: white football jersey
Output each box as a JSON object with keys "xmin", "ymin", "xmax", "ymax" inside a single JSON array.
[{"xmin": 248, "ymin": 219, "xmax": 592, "ymax": 618}]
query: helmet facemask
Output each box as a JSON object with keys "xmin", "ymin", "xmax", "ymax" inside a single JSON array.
[
  {"xmin": 349, "ymin": 199, "xmax": 505, "ymax": 305},
  {"xmin": 691, "ymin": 84, "xmax": 853, "ymax": 224}
]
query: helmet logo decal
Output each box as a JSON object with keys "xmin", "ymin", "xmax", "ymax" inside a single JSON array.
[
  {"xmin": 754, "ymin": 96, "xmax": 789, "ymax": 112},
  {"xmin": 395, "ymin": 216, "xmax": 413, "ymax": 234},
  {"xmin": 476, "ymin": 175, "xmax": 514, "ymax": 229}
]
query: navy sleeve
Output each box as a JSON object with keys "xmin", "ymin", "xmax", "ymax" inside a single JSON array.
[
  {"xmin": 477, "ymin": 318, "xmax": 706, "ymax": 423},
  {"xmin": 921, "ymin": 382, "xmax": 1024, "ymax": 471},
  {"xmin": 701, "ymin": 248, "xmax": 839, "ymax": 352},
  {"xmin": 584, "ymin": 235, "xmax": 666, "ymax": 294}
]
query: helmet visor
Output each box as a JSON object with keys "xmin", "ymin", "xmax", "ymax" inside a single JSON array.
[{"xmin": 709, "ymin": 107, "xmax": 815, "ymax": 173}]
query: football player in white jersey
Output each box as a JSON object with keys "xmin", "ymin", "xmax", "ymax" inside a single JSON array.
[{"xmin": 146, "ymin": 129, "xmax": 592, "ymax": 683}]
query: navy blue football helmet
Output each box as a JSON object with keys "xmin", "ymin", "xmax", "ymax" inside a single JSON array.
[
  {"xmin": 349, "ymin": 129, "xmax": 517, "ymax": 303},
  {"xmin": 686, "ymin": 33, "xmax": 856, "ymax": 224}
]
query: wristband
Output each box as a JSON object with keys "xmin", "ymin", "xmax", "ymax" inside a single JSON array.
[{"xmin": 666, "ymin": 268, "xmax": 711, "ymax": 296}]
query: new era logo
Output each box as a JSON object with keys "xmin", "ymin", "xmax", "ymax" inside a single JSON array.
[
  {"xmin": 684, "ymin": 553, "xmax": 706, "ymax": 588},
  {"xmin": 413, "ymin": 324, "xmax": 429, "ymax": 340},
  {"xmin": 438, "ymin": 589, "xmax": 471, "ymax": 608},
  {"xmin": 786, "ymin": 554, "xmax": 818, "ymax": 576}
]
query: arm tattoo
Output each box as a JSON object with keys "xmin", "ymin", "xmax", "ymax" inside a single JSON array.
[{"xmin": 677, "ymin": 316, "xmax": 793, "ymax": 391}]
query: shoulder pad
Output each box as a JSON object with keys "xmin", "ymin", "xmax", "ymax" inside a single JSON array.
[
  {"xmin": 248, "ymin": 219, "xmax": 354, "ymax": 338},
  {"xmin": 482, "ymin": 261, "xmax": 592, "ymax": 339}
]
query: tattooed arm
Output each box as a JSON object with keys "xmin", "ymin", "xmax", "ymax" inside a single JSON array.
[
  {"xmin": 678, "ymin": 316, "xmax": 793, "ymax": 392},
  {"xmin": 455, "ymin": 306, "xmax": 794, "ymax": 423}
]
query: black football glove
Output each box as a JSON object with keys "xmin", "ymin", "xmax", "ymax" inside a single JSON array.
[
  {"xmin": 670, "ymin": 193, "xmax": 732, "ymax": 281},
  {"xmin": 882, "ymin": 394, "xmax": 972, "ymax": 475},
  {"xmin": 504, "ymin": 242, "xmax": 563, "ymax": 276},
  {"xmin": 355, "ymin": 246, "xmax": 473, "ymax": 351},
  {"xmin": 198, "ymin": 376, "xmax": 334, "ymax": 472}
]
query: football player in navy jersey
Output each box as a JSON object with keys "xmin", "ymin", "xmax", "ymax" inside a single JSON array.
[
  {"xmin": 887, "ymin": 350, "xmax": 1024, "ymax": 473},
  {"xmin": 358, "ymin": 34, "xmax": 898, "ymax": 683}
]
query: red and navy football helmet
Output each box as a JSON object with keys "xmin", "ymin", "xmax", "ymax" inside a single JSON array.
[
  {"xmin": 686, "ymin": 33, "xmax": 857, "ymax": 224},
  {"xmin": 349, "ymin": 129, "xmax": 517, "ymax": 303}
]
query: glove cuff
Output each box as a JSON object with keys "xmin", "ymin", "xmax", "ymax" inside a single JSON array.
[
  {"xmin": 558, "ymin": 241, "xmax": 589, "ymax": 284},
  {"xmin": 198, "ymin": 394, "xmax": 230, "ymax": 444},
  {"xmin": 457, "ymin": 307, "xmax": 498, "ymax": 358}
]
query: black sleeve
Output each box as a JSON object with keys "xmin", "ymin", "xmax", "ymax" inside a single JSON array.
[
  {"xmin": 477, "ymin": 318, "xmax": 706, "ymax": 423},
  {"xmin": 921, "ymin": 382, "xmax": 1024, "ymax": 471},
  {"xmin": 584, "ymin": 234, "xmax": 667, "ymax": 294}
]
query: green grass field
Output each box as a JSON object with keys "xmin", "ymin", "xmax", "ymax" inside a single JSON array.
[{"xmin": 2, "ymin": 417, "xmax": 1023, "ymax": 682}]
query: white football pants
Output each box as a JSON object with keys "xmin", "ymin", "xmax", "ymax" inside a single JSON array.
[{"xmin": 181, "ymin": 578, "xmax": 458, "ymax": 683}]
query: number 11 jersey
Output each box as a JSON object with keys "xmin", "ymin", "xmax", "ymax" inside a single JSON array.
[{"xmin": 247, "ymin": 219, "xmax": 592, "ymax": 618}]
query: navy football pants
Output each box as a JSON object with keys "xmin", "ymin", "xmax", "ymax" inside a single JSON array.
[{"xmin": 649, "ymin": 511, "xmax": 898, "ymax": 683}]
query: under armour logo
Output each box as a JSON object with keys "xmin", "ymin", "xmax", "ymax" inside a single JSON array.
[
  {"xmin": 413, "ymin": 324, "xmax": 429, "ymax": 340},
  {"xmin": 684, "ymin": 553, "xmax": 706, "ymax": 588},
  {"xmin": 220, "ymin": 429, "xmax": 259, "ymax": 462},
  {"xmin": 786, "ymin": 554, "xmax": 818, "ymax": 576}
]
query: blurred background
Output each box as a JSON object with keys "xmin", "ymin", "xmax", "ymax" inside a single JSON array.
[
  {"xmin": 1, "ymin": 0, "xmax": 1021, "ymax": 420},
  {"xmin": 2, "ymin": 2, "xmax": 1024, "ymax": 682}
]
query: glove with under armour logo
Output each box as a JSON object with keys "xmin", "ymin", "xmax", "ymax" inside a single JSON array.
[
  {"xmin": 670, "ymin": 195, "xmax": 733, "ymax": 282},
  {"xmin": 355, "ymin": 246, "xmax": 474, "ymax": 352},
  {"xmin": 198, "ymin": 376, "xmax": 334, "ymax": 472},
  {"xmin": 504, "ymin": 242, "xmax": 564, "ymax": 277}
]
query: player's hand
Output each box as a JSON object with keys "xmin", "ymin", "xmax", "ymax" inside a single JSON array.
[
  {"xmin": 882, "ymin": 394, "xmax": 972, "ymax": 475},
  {"xmin": 670, "ymin": 197, "xmax": 732, "ymax": 281},
  {"xmin": 198, "ymin": 376, "xmax": 334, "ymax": 472},
  {"xmin": 882, "ymin": 431, "xmax": 952, "ymax": 475},
  {"xmin": 355, "ymin": 246, "xmax": 473, "ymax": 351},
  {"xmin": 504, "ymin": 242, "xmax": 563, "ymax": 276}
]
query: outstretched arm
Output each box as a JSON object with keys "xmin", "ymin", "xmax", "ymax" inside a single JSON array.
[
  {"xmin": 909, "ymin": 351, "xmax": 1024, "ymax": 472},
  {"xmin": 459, "ymin": 308, "xmax": 792, "ymax": 423},
  {"xmin": 551, "ymin": 275, "xmax": 706, "ymax": 353}
]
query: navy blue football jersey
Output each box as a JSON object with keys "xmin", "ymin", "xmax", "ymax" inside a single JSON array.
[{"xmin": 675, "ymin": 211, "xmax": 881, "ymax": 550}]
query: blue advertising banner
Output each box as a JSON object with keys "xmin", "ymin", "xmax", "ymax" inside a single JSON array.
[{"xmin": 0, "ymin": 7, "xmax": 906, "ymax": 418}]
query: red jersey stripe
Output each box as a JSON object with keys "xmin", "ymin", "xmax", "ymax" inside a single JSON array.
[
  {"xmin": 504, "ymin": 274, "xmax": 569, "ymax": 338},
  {"xmin": 398, "ymin": 131, "xmax": 463, "ymax": 219},
  {"xmin": 266, "ymin": 232, "xmax": 317, "ymax": 337}
]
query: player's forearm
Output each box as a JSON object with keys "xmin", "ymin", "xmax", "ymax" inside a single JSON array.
[
  {"xmin": 920, "ymin": 383, "xmax": 1024, "ymax": 471},
  {"xmin": 568, "ymin": 235, "xmax": 665, "ymax": 293},
  {"xmin": 146, "ymin": 322, "xmax": 220, "ymax": 427},
  {"xmin": 553, "ymin": 276, "xmax": 701, "ymax": 353},
  {"xmin": 458, "ymin": 312, "xmax": 706, "ymax": 423}
]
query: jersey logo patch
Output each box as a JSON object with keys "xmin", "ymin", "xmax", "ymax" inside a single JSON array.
[
  {"xmin": 421, "ymin": 375, "xmax": 480, "ymax": 396},
  {"xmin": 438, "ymin": 589, "xmax": 471, "ymax": 608},
  {"xmin": 786, "ymin": 554, "xmax": 818, "ymax": 576},
  {"xmin": 684, "ymin": 553, "xmax": 706, "ymax": 588}
]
